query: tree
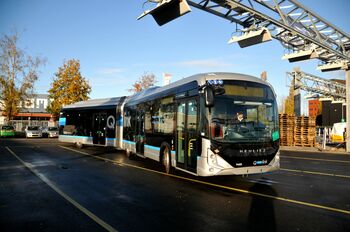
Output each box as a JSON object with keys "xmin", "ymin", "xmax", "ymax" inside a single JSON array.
[
  {"xmin": 47, "ymin": 59, "xmax": 91, "ymax": 118},
  {"xmin": 278, "ymin": 96, "xmax": 286, "ymax": 114},
  {"xmin": 0, "ymin": 32, "xmax": 44, "ymax": 121},
  {"xmin": 128, "ymin": 72, "xmax": 157, "ymax": 93},
  {"xmin": 284, "ymin": 79, "xmax": 295, "ymax": 115}
]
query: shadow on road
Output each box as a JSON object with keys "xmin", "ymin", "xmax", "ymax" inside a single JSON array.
[{"xmin": 248, "ymin": 181, "xmax": 277, "ymax": 232}]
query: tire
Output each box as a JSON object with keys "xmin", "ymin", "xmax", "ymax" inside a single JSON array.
[
  {"xmin": 125, "ymin": 149, "xmax": 134, "ymax": 160},
  {"xmin": 76, "ymin": 142, "xmax": 83, "ymax": 149},
  {"xmin": 162, "ymin": 144, "xmax": 173, "ymax": 174}
]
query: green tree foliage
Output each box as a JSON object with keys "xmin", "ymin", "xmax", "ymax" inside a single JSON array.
[
  {"xmin": 128, "ymin": 72, "xmax": 157, "ymax": 93},
  {"xmin": 47, "ymin": 59, "xmax": 91, "ymax": 118},
  {"xmin": 0, "ymin": 32, "xmax": 44, "ymax": 121},
  {"xmin": 284, "ymin": 80, "xmax": 295, "ymax": 115}
]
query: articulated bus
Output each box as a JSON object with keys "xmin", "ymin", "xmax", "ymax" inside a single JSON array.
[{"xmin": 59, "ymin": 72, "xmax": 280, "ymax": 176}]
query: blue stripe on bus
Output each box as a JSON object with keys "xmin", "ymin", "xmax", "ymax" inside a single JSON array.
[
  {"xmin": 123, "ymin": 140, "xmax": 136, "ymax": 145},
  {"xmin": 60, "ymin": 135, "xmax": 92, "ymax": 139},
  {"xmin": 144, "ymin": 145, "xmax": 176, "ymax": 155},
  {"xmin": 60, "ymin": 135, "xmax": 120, "ymax": 141},
  {"xmin": 123, "ymin": 143, "xmax": 176, "ymax": 154},
  {"xmin": 144, "ymin": 145, "xmax": 161, "ymax": 151}
]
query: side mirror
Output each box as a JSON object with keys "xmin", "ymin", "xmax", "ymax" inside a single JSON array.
[
  {"xmin": 214, "ymin": 86, "xmax": 225, "ymax": 96},
  {"xmin": 205, "ymin": 87, "xmax": 214, "ymax": 107}
]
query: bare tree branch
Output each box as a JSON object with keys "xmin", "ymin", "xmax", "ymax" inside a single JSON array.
[
  {"xmin": 0, "ymin": 32, "xmax": 45, "ymax": 121},
  {"xmin": 128, "ymin": 72, "xmax": 157, "ymax": 93}
]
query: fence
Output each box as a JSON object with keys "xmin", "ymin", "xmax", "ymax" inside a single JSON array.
[{"xmin": 8, "ymin": 120, "xmax": 57, "ymax": 131}]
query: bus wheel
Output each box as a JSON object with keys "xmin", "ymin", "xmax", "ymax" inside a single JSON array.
[
  {"xmin": 76, "ymin": 142, "xmax": 83, "ymax": 149},
  {"xmin": 125, "ymin": 149, "xmax": 134, "ymax": 160},
  {"xmin": 162, "ymin": 144, "xmax": 172, "ymax": 174}
]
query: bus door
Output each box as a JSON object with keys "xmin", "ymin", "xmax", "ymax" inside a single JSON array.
[
  {"xmin": 136, "ymin": 111, "xmax": 145, "ymax": 155},
  {"xmin": 176, "ymin": 98, "xmax": 198, "ymax": 171},
  {"xmin": 93, "ymin": 113, "xmax": 107, "ymax": 145}
]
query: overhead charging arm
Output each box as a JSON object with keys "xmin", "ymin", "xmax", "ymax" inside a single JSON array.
[{"xmin": 137, "ymin": 0, "xmax": 191, "ymax": 26}]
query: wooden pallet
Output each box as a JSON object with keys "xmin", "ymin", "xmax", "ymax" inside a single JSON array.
[{"xmin": 279, "ymin": 114, "xmax": 317, "ymax": 147}]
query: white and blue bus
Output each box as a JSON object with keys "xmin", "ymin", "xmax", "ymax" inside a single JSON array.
[{"xmin": 59, "ymin": 72, "xmax": 280, "ymax": 176}]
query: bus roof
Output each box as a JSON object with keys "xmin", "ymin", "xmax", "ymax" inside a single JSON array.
[
  {"xmin": 62, "ymin": 97, "xmax": 125, "ymax": 110},
  {"xmin": 62, "ymin": 72, "xmax": 274, "ymax": 110},
  {"xmin": 126, "ymin": 72, "xmax": 273, "ymax": 105}
]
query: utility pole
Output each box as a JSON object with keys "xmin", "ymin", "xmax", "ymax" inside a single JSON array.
[{"xmin": 346, "ymin": 70, "xmax": 350, "ymax": 151}]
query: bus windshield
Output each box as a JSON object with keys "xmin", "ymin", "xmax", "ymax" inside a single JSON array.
[{"xmin": 210, "ymin": 81, "xmax": 278, "ymax": 143}]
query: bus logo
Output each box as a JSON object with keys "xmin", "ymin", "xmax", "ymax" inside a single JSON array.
[
  {"xmin": 253, "ymin": 160, "xmax": 268, "ymax": 165},
  {"xmin": 107, "ymin": 115, "xmax": 115, "ymax": 129},
  {"xmin": 239, "ymin": 148, "xmax": 266, "ymax": 156}
]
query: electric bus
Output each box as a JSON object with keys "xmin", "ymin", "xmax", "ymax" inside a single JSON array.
[{"xmin": 59, "ymin": 72, "xmax": 280, "ymax": 176}]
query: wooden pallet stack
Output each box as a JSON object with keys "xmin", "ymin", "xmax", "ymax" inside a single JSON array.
[
  {"xmin": 294, "ymin": 116, "xmax": 316, "ymax": 147},
  {"xmin": 303, "ymin": 116, "xmax": 316, "ymax": 146},
  {"xmin": 278, "ymin": 114, "xmax": 316, "ymax": 147},
  {"xmin": 279, "ymin": 114, "xmax": 294, "ymax": 146}
]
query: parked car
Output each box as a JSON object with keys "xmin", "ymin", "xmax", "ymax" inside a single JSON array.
[
  {"xmin": 25, "ymin": 126, "xmax": 42, "ymax": 138},
  {"xmin": 42, "ymin": 126, "xmax": 59, "ymax": 138},
  {"xmin": 0, "ymin": 125, "xmax": 15, "ymax": 137}
]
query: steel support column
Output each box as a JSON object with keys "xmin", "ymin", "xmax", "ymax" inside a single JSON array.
[{"xmin": 346, "ymin": 70, "xmax": 350, "ymax": 152}]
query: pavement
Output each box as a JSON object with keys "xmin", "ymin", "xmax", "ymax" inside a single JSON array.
[
  {"xmin": 1, "ymin": 138, "xmax": 350, "ymax": 232},
  {"xmin": 280, "ymin": 145, "xmax": 349, "ymax": 155}
]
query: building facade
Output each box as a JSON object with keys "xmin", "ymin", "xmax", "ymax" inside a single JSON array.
[
  {"xmin": 0, "ymin": 94, "xmax": 55, "ymax": 131},
  {"xmin": 308, "ymin": 99, "xmax": 320, "ymax": 117}
]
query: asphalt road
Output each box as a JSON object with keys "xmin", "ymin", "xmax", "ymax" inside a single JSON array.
[{"xmin": 1, "ymin": 138, "xmax": 349, "ymax": 232}]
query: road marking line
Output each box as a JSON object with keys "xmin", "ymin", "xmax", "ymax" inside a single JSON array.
[
  {"xmin": 280, "ymin": 168, "xmax": 350, "ymax": 179},
  {"xmin": 59, "ymin": 145, "xmax": 350, "ymax": 216},
  {"xmin": 282, "ymin": 155, "xmax": 350, "ymax": 164},
  {"xmin": 5, "ymin": 146, "xmax": 118, "ymax": 232},
  {"xmin": 0, "ymin": 164, "xmax": 27, "ymax": 170},
  {"xmin": 249, "ymin": 178, "xmax": 279, "ymax": 184}
]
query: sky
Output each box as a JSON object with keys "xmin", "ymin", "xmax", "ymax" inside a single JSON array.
[{"xmin": 1, "ymin": 0, "xmax": 349, "ymax": 114}]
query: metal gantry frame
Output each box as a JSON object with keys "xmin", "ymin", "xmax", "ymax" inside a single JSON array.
[
  {"xmin": 138, "ymin": 0, "xmax": 350, "ymax": 151},
  {"xmin": 287, "ymin": 68, "xmax": 346, "ymax": 101},
  {"xmin": 188, "ymin": 0, "xmax": 350, "ymax": 63},
  {"xmin": 139, "ymin": 0, "xmax": 350, "ymax": 65}
]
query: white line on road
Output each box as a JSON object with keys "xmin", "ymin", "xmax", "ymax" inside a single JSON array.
[
  {"xmin": 5, "ymin": 146, "xmax": 118, "ymax": 232},
  {"xmin": 280, "ymin": 168, "xmax": 350, "ymax": 179},
  {"xmin": 281, "ymin": 155, "xmax": 350, "ymax": 164},
  {"xmin": 59, "ymin": 145, "xmax": 350, "ymax": 216}
]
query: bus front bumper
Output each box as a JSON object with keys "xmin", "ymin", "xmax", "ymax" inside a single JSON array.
[{"xmin": 197, "ymin": 151, "xmax": 280, "ymax": 177}]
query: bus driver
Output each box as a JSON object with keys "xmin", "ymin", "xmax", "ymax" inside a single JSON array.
[{"xmin": 235, "ymin": 112, "xmax": 245, "ymax": 123}]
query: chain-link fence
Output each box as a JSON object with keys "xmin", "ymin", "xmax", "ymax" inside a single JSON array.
[{"xmin": 8, "ymin": 120, "xmax": 56, "ymax": 131}]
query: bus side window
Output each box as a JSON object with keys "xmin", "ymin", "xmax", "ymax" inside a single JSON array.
[
  {"xmin": 124, "ymin": 108, "xmax": 137, "ymax": 141},
  {"xmin": 124, "ymin": 111, "xmax": 131, "ymax": 128},
  {"xmin": 159, "ymin": 102, "xmax": 175, "ymax": 134}
]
